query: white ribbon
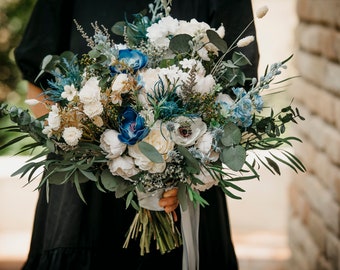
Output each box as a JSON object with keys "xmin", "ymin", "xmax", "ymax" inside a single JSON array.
[
  {"xmin": 180, "ymin": 200, "xmax": 200, "ymax": 270},
  {"xmin": 136, "ymin": 188, "xmax": 165, "ymax": 211}
]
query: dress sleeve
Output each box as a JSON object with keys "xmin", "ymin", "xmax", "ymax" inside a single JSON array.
[{"xmin": 14, "ymin": 0, "xmax": 74, "ymax": 86}]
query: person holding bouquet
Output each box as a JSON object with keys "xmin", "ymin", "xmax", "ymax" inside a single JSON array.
[{"xmin": 14, "ymin": 0, "xmax": 259, "ymax": 269}]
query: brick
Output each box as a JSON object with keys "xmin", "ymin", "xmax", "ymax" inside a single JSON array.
[
  {"xmin": 316, "ymin": 256, "xmax": 333, "ymax": 270},
  {"xmin": 288, "ymin": 217, "xmax": 319, "ymax": 270},
  {"xmin": 331, "ymin": 166, "xmax": 340, "ymax": 203},
  {"xmin": 335, "ymin": 99, "xmax": 340, "ymax": 131},
  {"xmin": 300, "ymin": 114, "xmax": 328, "ymax": 151},
  {"xmin": 297, "ymin": 0, "xmax": 339, "ymax": 26},
  {"xmin": 314, "ymin": 151, "xmax": 335, "ymax": 189},
  {"xmin": 320, "ymin": 28, "xmax": 340, "ymax": 62},
  {"xmin": 324, "ymin": 61, "xmax": 340, "ymax": 96},
  {"xmin": 324, "ymin": 126, "xmax": 340, "ymax": 166},
  {"xmin": 296, "ymin": 50, "xmax": 326, "ymax": 89},
  {"xmin": 307, "ymin": 210, "xmax": 327, "ymax": 253},
  {"xmin": 297, "ymin": 23, "xmax": 322, "ymax": 54},
  {"xmin": 325, "ymin": 232, "xmax": 340, "ymax": 270},
  {"xmin": 290, "ymin": 78, "xmax": 336, "ymax": 125}
]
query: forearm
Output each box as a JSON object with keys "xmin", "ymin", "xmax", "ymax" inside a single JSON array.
[{"xmin": 27, "ymin": 82, "xmax": 50, "ymax": 118}]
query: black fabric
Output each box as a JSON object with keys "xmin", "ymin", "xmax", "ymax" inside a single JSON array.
[{"xmin": 15, "ymin": 0, "xmax": 259, "ymax": 269}]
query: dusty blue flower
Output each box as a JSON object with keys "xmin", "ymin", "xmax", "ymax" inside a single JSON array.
[
  {"xmin": 110, "ymin": 49, "xmax": 148, "ymax": 74},
  {"xmin": 118, "ymin": 106, "xmax": 149, "ymax": 145}
]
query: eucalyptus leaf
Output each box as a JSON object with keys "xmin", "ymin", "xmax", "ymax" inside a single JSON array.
[
  {"xmin": 220, "ymin": 122, "xmax": 241, "ymax": 146},
  {"xmin": 138, "ymin": 141, "xmax": 164, "ymax": 163},
  {"xmin": 206, "ymin": 29, "xmax": 228, "ymax": 53},
  {"xmin": 111, "ymin": 21, "xmax": 126, "ymax": 36},
  {"xmin": 220, "ymin": 145, "xmax": 246, "ymax": 171},
  {"xmin": 100, "ymin": 169, "xmax": 119, "ymax": 191},
  {"xmin": 177, "ymin": 145, "xmax": 200, "ymax": 174},
  {"xmin": 169, "ymin": 34, "xmax": 192, "ymax": 54},
  {"xmin": 232, "ymin": 51, "xmax": 251, "ymax": 66}
]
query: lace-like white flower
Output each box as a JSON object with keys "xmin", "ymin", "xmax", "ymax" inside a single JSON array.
[
  {"xmin": 79, "ymin": 77, "xmax": 101, "ymax": 104},
  {"xmin": 46, "ymin": 104, "xmax": 61, "ymax": 130},
  {"xmin": 62, "ymin": 126, "xmax": 83, "ymax": 146}
]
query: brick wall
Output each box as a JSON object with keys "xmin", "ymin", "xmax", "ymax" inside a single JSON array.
[{"xmin": 288, "ymin": 0, "xmax": 340, "ymax": 269}]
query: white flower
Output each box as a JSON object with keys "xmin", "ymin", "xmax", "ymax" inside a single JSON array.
[
  {"xmin": 112, "ymin": 73, "xmax": 129, "ymax": 91},
  {"xmin": 170, "ymin": 116, "xmax": 207, "ymax": 147},
  {"xmin": 256, "ymin": 5, "xmax": 269, "ymax": 19},
  {"xmin": 195, "ymin": 132, "xmax": 219, "ymax": 162},
  {"xmin": 100, "ymin": 129, "xmax": 127, "ymax": 159},
  {"xmin": 46, "ymin": 104, "xmax": 61, "ymax": 130},
  {"xmin": 237, "ymin": 35, "xmax": 255, "ymax": 48},
  {"xmin": 79, "ymin": 77, "xmax": 101, "ymax": 104},
  {"xmin": 108, "ymin": 155, "xmax": 140, "ymax": 180},
  {"xmin": 193, "ymin": 74, "xmax": 216, "ymax": 94},
  {"xmin": 61, "ymin": 84, "xmax": 77, "ymax": 101},
  {"xmin": 25, "ymin": 99, "xmax": 41, "ymax": 106},
  {"xmin": 110, "ymin": 74, "xmax": 130, "ymax": 105},
  {"xmin": 62, "ymin": 127, "xmax": 83, "ymax": 146},
  {"xmin": 83, "ymin": 101, "xmax": 103, "ymax": 118},
  {"xmin": 179, "ymin": 58, "xmax": 206, "ymax": 76},
  {"xmin": 146, "ymin": 16, "xmax": 179, "ymax": 47},
  {"xmin": 42, "ymin": 125, "xmax": 53, "ymax": 137},
  {"xmin": 192, "ymin": 166, "xmax": 218, "ymax": 191},
  {"xmin": 128, "ymin": 120, "xmax": 174, "ymax": 173}
]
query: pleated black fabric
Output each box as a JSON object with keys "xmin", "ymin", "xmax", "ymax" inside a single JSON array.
[{"xmin": 14, "ymin": 1, "xmax": 259, "ymax": 269}]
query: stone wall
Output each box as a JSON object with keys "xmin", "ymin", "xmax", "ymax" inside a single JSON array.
[{"xmin": 288, "ymin": 0, "xmax": 340, "ymax": 269}]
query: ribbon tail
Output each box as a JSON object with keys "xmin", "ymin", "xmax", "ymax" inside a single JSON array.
[{"xmin": 180, "ymin": 199, "xmax": 200, "ymax": 270}]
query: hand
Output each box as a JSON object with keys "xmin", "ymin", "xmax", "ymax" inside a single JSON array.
[{"xmin": 159, "ymin": 188, "xmax": 179, "ymax": 217}]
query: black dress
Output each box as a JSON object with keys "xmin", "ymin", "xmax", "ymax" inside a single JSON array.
[{"xmin": 14, "ymin": 1, "xmax": 259, "ymax": 269}]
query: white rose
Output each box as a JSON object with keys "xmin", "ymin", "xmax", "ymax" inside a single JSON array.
[
  {"xmin": 170, "ymin": 116, "xmax": 207, "ymax": 147},
  {"xmin": 62, "ymin": 126, "xmax": 83, "ymax": 146},
  {"xmin": 83, "ymin": 101, "xmax": 103, "ymax": 118},
  {"xmin": 108, "ymin": 155, "xmax": 140, "ymax": 180},
  {"xmin": 100, "ymin": 129, "xmax": 127, "ymax": 159},
  {"xmin": 195, "ymin": 132, "xmax": 219, "ymax": 162},
  {"xmin": 47, "ymin": 105, "xmax": 61, "ymax": 130},
  {"xmin": 79, "ymin": 77, "xmax": 101, "ymax": 104}
]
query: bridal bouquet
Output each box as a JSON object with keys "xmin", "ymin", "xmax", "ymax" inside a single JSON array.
[{"xmin": 1, "ymin": 0, "xmax": 305, "ymax": 257}]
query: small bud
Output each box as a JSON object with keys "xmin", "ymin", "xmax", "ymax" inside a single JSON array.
[
  {"xmin": 256, "ymin": 5, "xmax": 269, "ymax": 19},
  {"xmin": 25, "ymin": 99, "xmax": 41, "ymax": 106},
  {"xmin": 237, "ymin": 36, "xmax": 255, "ymax": 48}
]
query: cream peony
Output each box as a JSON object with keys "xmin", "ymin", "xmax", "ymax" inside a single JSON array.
[
  {"xmin": 100, "ymin": 129, "xmax": 127, "ymax": 159},
  {"xmin": 192, "ymin": 166, "xmax": 218, "ymax": 191},
  {"xmin": 128, "ymin": 120, "xmax": 174, "ymax": 173},
  {"xmin": 62, "ymin": 126, "xmax": 83, "ymax": 146},
  {"xmin": 108, "ymin": 155, "xmax": 140, "ymax": 180}
]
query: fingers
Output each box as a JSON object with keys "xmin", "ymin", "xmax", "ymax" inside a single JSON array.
[
  {"xmin": 162, "ymin": 188, "xmax": 178, "ymax": 198},
  {"xmin": 159, "ymin": 188, "xmax": 179, "ymax": 213}
]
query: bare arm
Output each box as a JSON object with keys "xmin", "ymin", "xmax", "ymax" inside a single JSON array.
[{"xmin": 27, "ymin": 82, "xmax": 50, "ymax": 118}]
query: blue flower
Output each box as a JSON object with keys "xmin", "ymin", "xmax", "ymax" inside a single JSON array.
[
  {"xmin": 231, "ymin": 97, "xmax": 253, "ymax": 127},
  {"xmin": 110, "ymin": 49, "xmax": 148, "ymax": 75},
  {"xmin": 118, "ymin": 106, "xmax": 149, "ymax": 145}
]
